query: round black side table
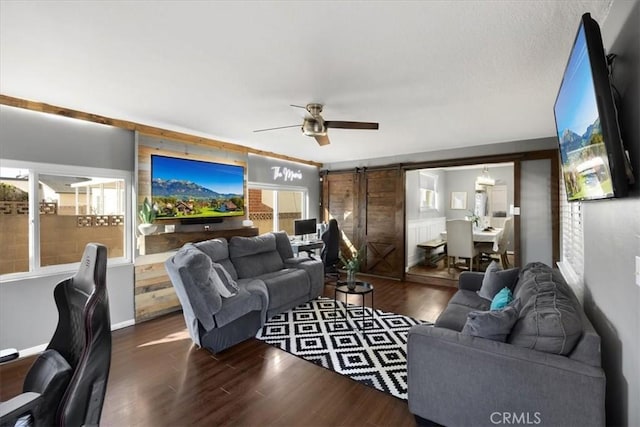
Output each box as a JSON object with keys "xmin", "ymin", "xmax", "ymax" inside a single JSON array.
[{"xmin": 333, "ymin": 281, "xmax": 374, "ymax": 333}]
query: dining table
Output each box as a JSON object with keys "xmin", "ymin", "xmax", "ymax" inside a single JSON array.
[{"xmin": 440, "ymin": 227, "xmax": 504, "ymax": 251}]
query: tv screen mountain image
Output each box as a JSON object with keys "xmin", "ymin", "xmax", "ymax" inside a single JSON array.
[
  {"xmin": 554, "ymin": 20, "xmax": 614, "ymax": 201},
  {"xmin": 150, "ymin": 155, "xmax": 245, "ymax": 219}
]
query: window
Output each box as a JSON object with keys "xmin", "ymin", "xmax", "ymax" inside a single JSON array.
[
  {"xmin": 419, "ymin": 172, "xmax": 438, "ymax": 211},
  {"xmin": 247, "ymin": 186, "xmax": 307, "ymax": 235},
  {"xmin": 558, "ymin": 173, "xmax": 584, "ymax": 284},
  {"xmin": 0, "ymin": 160, "xmax": 131, "ymax": 278}
]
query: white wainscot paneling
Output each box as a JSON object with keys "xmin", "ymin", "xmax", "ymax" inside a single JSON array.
[{"xmin": 406, "ymin": 217, "xmax": 446, "ymax": 269}]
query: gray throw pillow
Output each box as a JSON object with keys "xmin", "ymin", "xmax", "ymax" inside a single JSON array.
[
  {"xmin": 461, "ymin": 302, "xmax": 520, "ymax": 342},
  {"xmin": 211, "ymin": 262, "xmax": 239, "ymax": 298},
  {"xmin": 478, "ymin": 261, "xmax": 520, "ymax": 301}
]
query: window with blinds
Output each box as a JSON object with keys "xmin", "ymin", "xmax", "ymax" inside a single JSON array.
[
  {"xmin": 419, "ymin": 172, "xmax": 438, "ymax": 211},
  {"xmin": 559, "ymin": 173, "xmax": 584, "ymax": 284}
]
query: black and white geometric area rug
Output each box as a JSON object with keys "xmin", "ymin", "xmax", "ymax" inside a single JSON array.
[{"xmin": 255, "ymin": 297, "xmax": 431, "ymax": 400}]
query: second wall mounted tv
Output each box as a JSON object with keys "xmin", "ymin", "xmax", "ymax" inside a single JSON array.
[
  {"xmin": 554, "ymin": 13, "xmax": 632, "ymax": 202},
  {"xmin": 151, "ymin": 154, "xmax": 245, "ymax": 220}
]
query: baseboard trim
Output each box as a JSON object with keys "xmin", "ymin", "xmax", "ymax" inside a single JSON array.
[{"xmin": 111, "ymin": 319, "xmax": 135, "ymax": 330}]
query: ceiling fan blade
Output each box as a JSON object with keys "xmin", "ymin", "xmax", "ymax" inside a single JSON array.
[
  {"xmin": 325, "ymin": 121, "xmax": 379, "ymax": 130},
  {"xmin": 253, "ymin": 124, "xmax": 300, "ymax": 133},
  {"xmin": 314, "ymin": 134, "xmax": 330, "ymax": 146},
  {"xmin": 290, "ymin": 104, "xmax": 308, "ymax": 110}
]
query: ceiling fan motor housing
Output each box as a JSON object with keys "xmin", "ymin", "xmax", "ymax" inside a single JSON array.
[{"xmin": 302, "ymin": 117, "xmax": 327, "ymax": 136}]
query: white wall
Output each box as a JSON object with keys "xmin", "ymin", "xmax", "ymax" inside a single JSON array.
[
  {"xmin": 0, "ymin": 105, "xmax": 136, "ymax": 353},
  {"xmin": 582, "ymin": 1, "xmax": 640, "ymax": 425},
  {"xmin": 0, "ymin": 264, "xmax": 135, "ymax": 352}
]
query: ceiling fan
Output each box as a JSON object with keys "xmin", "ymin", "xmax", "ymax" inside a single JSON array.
[{"xmin": 253, "ymin": 103, "xmax": 379, "ymax": 146}]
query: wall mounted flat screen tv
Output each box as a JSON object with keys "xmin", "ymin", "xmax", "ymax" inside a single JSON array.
[
  {"xmin": 554, "ymin": 13, "xmax": 631, "ymax": 202},
  {"xmin": 151, "ymin": 155, "xmax": 245, "ymax": 220}
]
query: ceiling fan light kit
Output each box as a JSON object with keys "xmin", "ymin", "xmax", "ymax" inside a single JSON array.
[{"xmin": 254, "ymin": 103, "xmax": 379, "ymax": 146}]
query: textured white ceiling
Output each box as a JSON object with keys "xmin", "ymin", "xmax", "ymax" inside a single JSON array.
[{"xmin": 0, "ymin": 1, "xmax": 613, "ymax": 165}]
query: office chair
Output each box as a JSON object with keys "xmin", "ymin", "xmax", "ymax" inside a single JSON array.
[
  {"xmin": 321, "ymin": 219, "xmax": 340, "ymax": 281},
  {"xmin": 0, "ymin": 243, "xmax": 112, "ymax": 427}
]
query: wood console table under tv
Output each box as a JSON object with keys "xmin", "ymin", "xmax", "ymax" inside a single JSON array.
[{"xmin": 134, "ymin": 227, "xmax": 259, "ymax": 322}]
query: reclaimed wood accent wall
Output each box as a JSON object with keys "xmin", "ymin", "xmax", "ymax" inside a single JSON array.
[
  {"xmin": 134, "ymin": 227, "xmax": 258, "ymax": 322},
  {"xmin": 135, "ymin": 136, "xmax": 255, "ymax": 322}
]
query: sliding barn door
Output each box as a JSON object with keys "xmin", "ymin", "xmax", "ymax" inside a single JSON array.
[
  {"xmin": 322, "ymin": 172, "xmax": 359, "ymax": 255},
  {"xmin": 322, "ymin": 168, "xmax": 405, "ymax": 279},
  {"xmin": 363, "ymin": 169, "xmax": 404, "ymax": 279}
]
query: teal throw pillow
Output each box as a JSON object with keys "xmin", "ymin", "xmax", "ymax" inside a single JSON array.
[{"xmin": 490, "ymin": 287, "xmax": 513, "ymax": 311}]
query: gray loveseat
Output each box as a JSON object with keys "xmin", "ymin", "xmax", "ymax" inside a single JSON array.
[
  {"xmin": 407, "ymin": 262, "xmax": 606, "ymax": 427},
  {"xmin": 165, "ymin": 231, "xmax": 323, "ymax": 353}
]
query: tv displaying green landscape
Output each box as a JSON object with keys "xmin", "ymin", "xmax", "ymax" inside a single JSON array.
[{"xmin": 151, "ymin": 155, "xmax": 245, "ymax": 219}]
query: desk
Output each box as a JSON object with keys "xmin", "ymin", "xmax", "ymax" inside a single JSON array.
[
  {"xmin": 440, "ymin": 228, "xmax": 503, "ymax": 251},
  {"xmin": 290, "ymin": 240, "xmax": 324, "ymax": 258}
]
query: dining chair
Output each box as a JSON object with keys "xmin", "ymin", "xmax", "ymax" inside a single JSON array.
[
  {"xmin": 477, "ymin": 216, "xmax": 513, "ymax": 268},
  {"xmin": 445, "ymin": 219, "xmax": 480, "ymax": 273}
]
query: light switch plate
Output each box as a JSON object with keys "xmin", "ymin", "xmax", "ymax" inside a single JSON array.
[{"xmin": 636, "ymin": 256, "xmax": 640, "ymax": 287}]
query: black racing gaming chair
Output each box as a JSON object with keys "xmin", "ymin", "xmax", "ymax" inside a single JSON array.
[
  {"xmin": 321, "ymin": 219, "xmax": 340, "ymax": 281},
  {"xmin": 0, "ymin": 243, "xmax": 112, "ymax": 426}
]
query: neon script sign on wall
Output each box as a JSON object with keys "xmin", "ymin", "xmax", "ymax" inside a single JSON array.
[{"xmin": 271, "ymin": 166, "xmax": 303, "ymax": 182}]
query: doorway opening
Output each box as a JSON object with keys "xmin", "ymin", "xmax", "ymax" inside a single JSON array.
[{"xmin": 405, "ymin": 162, "xmax": 516, "ymax": 284}]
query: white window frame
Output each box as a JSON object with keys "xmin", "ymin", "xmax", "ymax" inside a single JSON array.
[
  {"xmin": 0, "ymin": 159, "xmax": 133, "ymax": 282},
  {"xmin": 557, "ymin": 172, "xmax": 584, "ymax": 302},
  {"xmin": 419, "ymin": 171, "xmax": 438, "ymax": 212}
]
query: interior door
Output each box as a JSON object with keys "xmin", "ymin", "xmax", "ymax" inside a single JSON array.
[
  {"xmin": 363, "ymin": 169, "xmax": 404, "ymax": 278},
  {"xmin": 322, "ymin": 172, "xmax": 358, "ymax": 255}
]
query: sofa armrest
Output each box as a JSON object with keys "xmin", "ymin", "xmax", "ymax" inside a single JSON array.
[
  {"xmin": 407, "ymin": 325, "xmax": 605, "ymax": 427},
  {"xmin": 458, "ymin": 271, "xmax": 484, "ymax": 291}
]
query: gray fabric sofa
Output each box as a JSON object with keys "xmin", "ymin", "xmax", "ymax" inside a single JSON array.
[
  {"xmin": 165, "ymin": 231, "xmax": 323, "ymax": 353},
  {"xmin": 407, "ymin": 262, "xmax": 606, "ymax": 427}
]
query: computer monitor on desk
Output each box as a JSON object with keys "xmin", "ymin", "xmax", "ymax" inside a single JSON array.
[{"xmin": 294, "ymin": 218, "xmax": 317, "ymax": 241}]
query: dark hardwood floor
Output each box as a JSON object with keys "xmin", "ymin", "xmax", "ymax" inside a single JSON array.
[{"xmin": 0, "ymin": 276, "xmax": 455, "ymax": 427}]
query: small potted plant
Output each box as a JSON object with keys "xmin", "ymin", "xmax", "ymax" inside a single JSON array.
[
  {"xmin": 467, "ymin": 210, "xmax": 481, "ymax": 230},
  {"xmin": 138, "ymin": 197, "xmax": 157, "ymax": 235},
  {"xmin": 339, "ymin": 246, "xmax": 365, "ymax": 288}
]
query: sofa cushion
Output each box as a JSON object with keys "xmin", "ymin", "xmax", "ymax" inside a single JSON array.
[
  {"xmin": 477, "ymin": 261, "xmax": 520, "ymax": 300},
  {"xmin": 461, "ymin": 304, "xmax": 520, "ymax": 342},
  {"xmin": 230, "ymin": 234, "xmax": 285, "ymax": 278},
  {"xmin": 193, "ymin": 239, "xmax": 238, "ymax": 280},
  {"xmin": 434, "ymin": 290, "xmax": 490, "ymax": 331},
  {"xmin": 256, "ymin": 268, "xmax": 309, "ymax": 310},
  {"xmin": 272, "ymin": 230, "xmax": 295, "ymax": 259},
  {"xmin": 490, "ymin": 287, "xmax": 513, "ymax": 310},
  {"xmin": 508, "ymin": 263, "xmax": 583, "ymax": 355}
]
